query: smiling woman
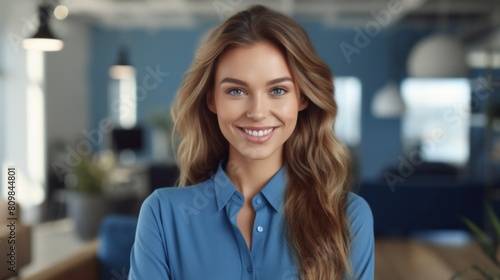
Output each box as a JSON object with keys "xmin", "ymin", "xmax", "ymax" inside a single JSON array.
[{"xmin": 129, "ymin": 5, "xmax": 374, "ymax": 280}]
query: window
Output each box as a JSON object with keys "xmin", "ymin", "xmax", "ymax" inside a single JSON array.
[
  {"xmin": 401, "ymin": 78, "xmax": 470, "ymax": 165},
  {"xmin": 109, "ymin": 76, "xmax": 137, "ymax": 129},
  {"xmin": 334, "ymin": 77, "xmax": 362, "ymax": 146}
]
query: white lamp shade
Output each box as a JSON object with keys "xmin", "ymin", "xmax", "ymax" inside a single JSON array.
[
  {"xmin": 109, "ymin": 65, "xmax": 135, "ymax": 79},
  {"xmin": 371, "ymin": 82, "xmax": 405, "ymax": 118},
  {"xmin": 22, "ymin": 38, "xmax": 64, "ymax": 52},
  {"xmin": 407, "ymin": 34, "xmax": 468, "ymax": 78},
  {"xmin": 22, "ymin": 5, "xmax": 64, "ymax": 52}
]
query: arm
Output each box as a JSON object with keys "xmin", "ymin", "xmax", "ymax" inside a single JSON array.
[
  {"xmin": 129, "ymin": 192, "xmax": 171, "ymax": 280},
  {"xmin": 347, "ymin": 194, "xmax": 375, "ymax": 280}
]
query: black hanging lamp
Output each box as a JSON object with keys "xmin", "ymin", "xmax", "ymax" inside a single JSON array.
[
  {"xmin": 109, "ymin": 46, "xmax": 135, "ymax": 79},
  {"xmin": 22, "ymin": 5, "xmax": 64, "ymax": 52}
]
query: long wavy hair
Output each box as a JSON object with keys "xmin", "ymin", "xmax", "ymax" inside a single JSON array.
[{"xmin": 171, "ymin": 5, "xmax": 353, "ymax": 279}]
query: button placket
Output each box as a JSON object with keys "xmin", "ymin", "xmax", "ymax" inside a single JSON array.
[
  {"xmin": 249, "ymin": 196, "xmax": 270, "ymax": 278},
  {"xmin": 224, "ymin": 195, "xmax": 254, "ymax": 279}
]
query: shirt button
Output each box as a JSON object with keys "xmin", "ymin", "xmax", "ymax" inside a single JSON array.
[
  {"xmin": 256, "ymin": 226, "xmax": 263, "ymax": 232},
  {"xmin": 256, "ymin": 198, "xmax": 262, "ymax": 205},
  {"xmin": 247, "ymin": 265, "xmax": 253, "ymax": 272}
]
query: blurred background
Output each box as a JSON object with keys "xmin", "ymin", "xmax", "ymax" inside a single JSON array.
[{"xmin": 1, "ymin": 0, "xmax": 500, "ymax": 279}]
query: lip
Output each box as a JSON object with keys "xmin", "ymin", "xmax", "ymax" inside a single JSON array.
[
  {"xmin": 237, "ymin": 126, "xmax": 279, "ymax": 144},
  {"xmin": 238, "ymin": 126, "xmax": 278, "ymax": 130}
]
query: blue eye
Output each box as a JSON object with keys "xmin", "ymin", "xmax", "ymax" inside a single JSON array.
[
  {"xmin": 227, "ymin": 88, "xmax": 245, "ymax": 95},
  {"xmin": 270, "ymin": 87, "xmax": 288, "ymax": 95}
]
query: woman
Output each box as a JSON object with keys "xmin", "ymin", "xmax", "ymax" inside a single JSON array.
[{"xmin": 130, "ymin": 5, "xmax": 374, "ymax": 280}]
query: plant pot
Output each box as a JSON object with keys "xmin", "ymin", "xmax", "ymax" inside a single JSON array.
[{"xmin": 66, "ymin": 191, "xmax": 110, "ymax": 240}]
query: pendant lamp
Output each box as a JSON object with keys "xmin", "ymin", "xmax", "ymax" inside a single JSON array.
[
  {"xmin": 22, "ymin": 5, "xmax": 64, "ymax": 52},
  {"xmin": 372, "ymin": 81, "xmax": 405, "ymax": 118},
  {"xmin": 407, "ymin": 34, "xmax": 468, "ymax": 78},
  {"xmin": 109, "ymin": 47, "xmax": 135, "ymax": 79}
]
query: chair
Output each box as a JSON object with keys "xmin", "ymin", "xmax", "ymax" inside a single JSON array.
[{"xmin": 97, "ymin": 215, "xmax": 138, "ymax": 280}]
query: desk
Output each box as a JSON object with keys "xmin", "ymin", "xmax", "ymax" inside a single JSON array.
[{"xmin": 19, "ymin": 219, "xmax": 95, "ymax": 279}]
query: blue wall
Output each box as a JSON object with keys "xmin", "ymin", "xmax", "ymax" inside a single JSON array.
[
  {"xmin": 89, "ymin": 26, "xmax": 213, "ymax": 159},
  {"xmin": 88, "ymin": 21, "xmax": 434, "ymax": 180}
]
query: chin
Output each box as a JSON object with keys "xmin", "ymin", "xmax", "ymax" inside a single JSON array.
[
  {"xmin": 241, "ymin": 152, "xmax": 271, "ymax": 161},
  {"xmin": 238, "ymin": 147, "xmax": 280, "ymax": 162}
]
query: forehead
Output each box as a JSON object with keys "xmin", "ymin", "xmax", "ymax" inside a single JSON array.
[{"xmin": 214, "ymin": 42, "xmax": 292, "ymax": 82}]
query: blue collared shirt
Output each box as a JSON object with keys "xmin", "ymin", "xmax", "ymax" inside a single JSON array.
[{"xmin": 129, "ymin": 161, "xmax": 374, "ymax": 280}]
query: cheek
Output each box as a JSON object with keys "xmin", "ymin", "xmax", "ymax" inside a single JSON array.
[
  {"xmin": 217, "ymin": 106, "xmax": 237, "ymax": 121},
  {"xmin": 215, "ymin": 99, "xmax": 241, "ymax": 124},
  {"xmin": 276, "ymin": 101, "xmax": 299, "ymax": 121}
]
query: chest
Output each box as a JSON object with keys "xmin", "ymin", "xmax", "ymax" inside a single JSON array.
[
  {"xmin": 237, "ymin": 204, "xmax": 256, "ymax": 249},
  {"xmin": 164, "ymin": 203, "xmax": 297, "ymax": 280}
]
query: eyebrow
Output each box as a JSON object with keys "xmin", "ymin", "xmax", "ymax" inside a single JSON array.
[{"xmin": 219, "ymin": 77, "xmax": 293, "ymax": 86}]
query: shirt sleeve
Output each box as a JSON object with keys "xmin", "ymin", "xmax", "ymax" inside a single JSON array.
[
  {"xmin": 129, "ymin": 191, "xmax": 171, "ymax": 280},
  {"xmin": 346, "ymin": 194, "xmax": 375, "ymax": 280}
]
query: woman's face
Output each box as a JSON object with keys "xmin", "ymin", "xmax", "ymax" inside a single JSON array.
[{"xmin": 208, "ymin": 41, "xmax": 308, "ymax": 163}]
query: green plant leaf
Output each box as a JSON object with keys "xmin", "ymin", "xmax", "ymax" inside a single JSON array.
[
  {"xmin": 487, "ymin": 204, "xmax": 500, "ymax": 243},
  {"xmin": 150, "ymin": 111, "xmax": 173, "ymax": 135},
  {"xmin": 69, "ymin": 154, "xmax": 107, "ymax": 194},
  {"xmin": 461, "ymin": 216, "xmax": 493, "ymax": 248},
  {"xmin": 450, "ymin": 266, "xmax": 470, "ymax": 280},
  {"xmin": 471, "ymin": 264, "xmax": 496, "ymax": 280},
  {"xmin": 450, "ymin": 265, "xmax": 500, "ymax": 280}
]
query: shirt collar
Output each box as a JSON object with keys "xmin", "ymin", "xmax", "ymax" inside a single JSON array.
[{"xmin": 213, "ymin": 159, "xmax": 287, "ymax": 212}]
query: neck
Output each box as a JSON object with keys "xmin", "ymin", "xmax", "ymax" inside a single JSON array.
[{"xmin": 225, "ymin": 153, "xmax": 283, "ymax": 201}]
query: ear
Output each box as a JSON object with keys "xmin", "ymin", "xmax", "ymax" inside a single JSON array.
[
  {"xmin": 206, "ymin": 91, "xmax": 217, "ymax": 114},
  {"xmin": 298, "ymin": 93, "xmax": 309, "ymax": 111}
]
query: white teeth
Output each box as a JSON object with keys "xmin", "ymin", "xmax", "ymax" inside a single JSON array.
[{"xmin": 243, "ymin": 127, "xmax": 275, "ymax": 137}]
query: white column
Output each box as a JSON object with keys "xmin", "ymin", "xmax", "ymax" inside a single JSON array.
[{"xmin": 1, "ymin": 0, "xmax": 46, "ymax": 224}]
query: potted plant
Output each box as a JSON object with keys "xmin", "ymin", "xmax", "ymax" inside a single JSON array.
[
  {"xmin": 65, "ymin": 152, "xmax": 114, "ymax": 240},
  {"xmin": 150, "ymin": 110, "xmax": 175, "ymax": 163},
  {"xmin": 451, "ymin": 204, "xmax": 500, "ymax": 279}
]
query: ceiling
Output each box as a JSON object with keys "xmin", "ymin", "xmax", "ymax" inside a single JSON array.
[{"xmin": 62, "ymin": 0, "xmax": 500, "ymax": 48}]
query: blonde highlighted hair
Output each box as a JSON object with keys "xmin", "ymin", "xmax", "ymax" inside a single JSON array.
[{"xmin": 171, "ymin": 5, "xmax": 353, "ymax": 279}]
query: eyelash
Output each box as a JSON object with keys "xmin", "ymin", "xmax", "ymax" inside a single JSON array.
[
  {"xmin": 226, "ymin": 87, "xmax": 289, "ymax": 96},
  {"xmin": 227, "ymin": 88, "xmax": 245, "ymax": 95},
  {"xmin": 270, "ymin": 87, "xmax": 288, "ymax": 95}
]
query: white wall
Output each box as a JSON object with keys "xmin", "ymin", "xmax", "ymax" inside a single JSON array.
[
  {"xmin": 1, "ymin": 0, "xmax": 42, "ymax": 224},
  {"xmin": 45, "ymin": 18, "xmax": 90, "ymax": 147}
]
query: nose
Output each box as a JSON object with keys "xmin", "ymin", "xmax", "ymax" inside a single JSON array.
[{"xmin": 246, "ymin": 93, "xmax": 268, "ymax": 121}]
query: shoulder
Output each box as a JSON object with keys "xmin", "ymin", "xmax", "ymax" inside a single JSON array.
[
  {"xmin": 346, "ymin": 192, "xmax": 373, "ymax": 231},
  {"xmin": 345, "ymin": 193, "xmax": 375, "ymax": 279}
]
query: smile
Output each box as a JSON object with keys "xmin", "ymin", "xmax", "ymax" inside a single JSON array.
[
  {"xmin": 237, "ymin": 126, "xmax": 279, "ymax": 143},
  {"xmin": 242, "ymin": 127, "xmax": 275, "ymax": 136}
]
